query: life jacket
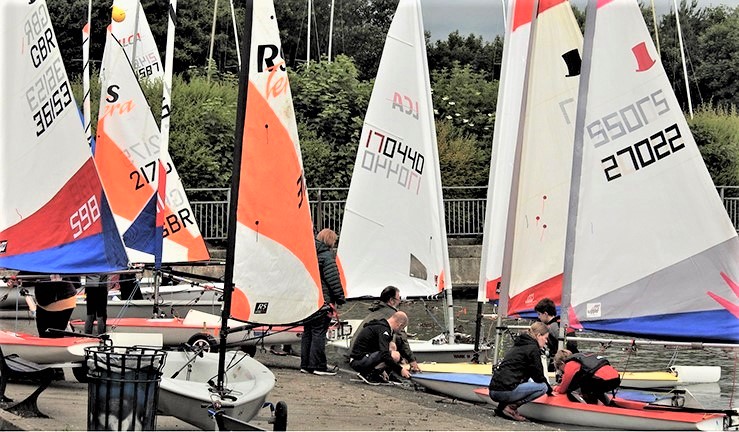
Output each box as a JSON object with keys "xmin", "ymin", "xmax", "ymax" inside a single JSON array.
[{"xmin": 566, "ymin": 353, "xmax": 610, "ymax": 389}]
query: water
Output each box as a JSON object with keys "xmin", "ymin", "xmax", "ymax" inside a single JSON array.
[{"xmin": 337, "ymin": 296, "xmax": 739, "ymax": 411}]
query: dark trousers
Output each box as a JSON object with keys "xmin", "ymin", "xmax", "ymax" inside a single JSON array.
[
  {"xmin": 36, "ymin": 307, "xmax": 74, "ymax": 338},
  {"xmin": 84, "ymin": 287, "xmax": 108, "ymax": 335},
  {"xmin": 580, "ymin": 377, "xmax": 621, "ymax": 404},
  {"xmin": 300, "ymin": 311, "xmax": 331, "ymax": 371}
]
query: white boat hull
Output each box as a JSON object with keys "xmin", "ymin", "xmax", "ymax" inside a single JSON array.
[
  {"xmin": 159, "ymin": 351, "xmax": 275, "ymax": 429},
  {"xmin": 328, "ymin": 337, "xmax": 485, "ymax": 363}
]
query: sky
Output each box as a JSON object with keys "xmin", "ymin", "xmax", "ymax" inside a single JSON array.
[{"xmin": 420, "ymin": 0, "xmax": 739, "ymax": 42}]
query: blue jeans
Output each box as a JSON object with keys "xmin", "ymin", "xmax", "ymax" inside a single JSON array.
[{"xmin": 489, "ymin": 380, "xmax": 547, "ymax": 409}]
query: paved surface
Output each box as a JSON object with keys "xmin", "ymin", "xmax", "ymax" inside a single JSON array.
[{"xmin": 0, "ymin": 349, "xmax": 560, "ymax": 431}]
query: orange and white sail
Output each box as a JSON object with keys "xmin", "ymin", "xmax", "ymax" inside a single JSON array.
[
  {"xmin": 228, "ymin": 0, "xmax": 322, "ymax": 323},
  {"xmin": 96, "ymin": 28, "xmax": 209, "ymax": 264}
]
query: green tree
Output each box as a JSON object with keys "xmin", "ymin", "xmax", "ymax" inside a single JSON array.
[
  {"xmin": 436, "ymin": 120, "xmax": 488, "ymax": 187},
  {"xmin": 290, "ymin": 55, "xmax": 371, "ymax": 188},
  {"xmin": 689, "ymin": 106, "xmax": 739, "ymax": 186}
]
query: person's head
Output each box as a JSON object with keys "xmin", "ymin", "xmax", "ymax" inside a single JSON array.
[
  {"xmin": 316, "ymin": 228, "xmax": 338, "ymax": 248},
  {"xmin": 380, "ymin": 286, "xmax": 401, "ymax": 308},
  {"xmin": 528, "ymin": 321, "xmax": 550, "ymax": 348},
  {"xmin": 535, "ymin": 298, "xmax": 556, "ymax": 321},
  {"xmin": 387, "ymin": 311, "xmax": 409, "ymax": 332},
  {"xmin": 553, "ymin": 349, "xmax": 573, "ymax": 372}
]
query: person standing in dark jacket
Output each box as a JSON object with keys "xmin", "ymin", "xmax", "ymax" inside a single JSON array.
[
  {"xmin": 349, "ymin": 311, "xmax": 412, "ymax": 384},
  {"xmin": 488, "ymin": 322, "xmax": 552, "ymax": 421},
  {"xmin": 301, "ymin": 228, "xmax": 346, "ymax": 376}
]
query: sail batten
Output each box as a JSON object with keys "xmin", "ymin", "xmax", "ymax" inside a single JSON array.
[{"xmin": 564, "ymin": 0, "xmax": 739, "ymax": 343}]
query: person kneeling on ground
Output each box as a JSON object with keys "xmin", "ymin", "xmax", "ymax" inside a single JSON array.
[
  {"xmin": 488, "ymin": 322, "xmax": 552, "ymax": 422},
  {"xmin": 553, "ymin": 349, "xmax": 621, "ymax": 405},
  {"xmin": 348, "ymin": 311, "xmax": 412, "ymax": 384}
]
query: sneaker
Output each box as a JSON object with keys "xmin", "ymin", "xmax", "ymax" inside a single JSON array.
[
  {"xmin": 300, "ymin": 368, "xmax": 312, "ymax": 374},
  {"xmin": 313, "ymin": 369, "xmax": 337, "ymax": 376}
]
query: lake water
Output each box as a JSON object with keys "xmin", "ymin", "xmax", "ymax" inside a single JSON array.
[{"xmin": 338, "ymin": 296, "xmax": 738, "ymax": 412}]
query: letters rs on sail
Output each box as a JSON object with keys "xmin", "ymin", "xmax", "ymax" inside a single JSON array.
[
  {"xmin": 257, "ymin": 44, "xmax": 288, "ymax": 99},
  {"xmin": 360, "ymin": 127, "xmax": 425, "ymax": 195},
  {"xmin": 24, "ymin": 3, "xmax": 72, "ymax": 138},
  {"xmin": 586, "ymin": 89, "xmax": 686, "ymax": 182}
]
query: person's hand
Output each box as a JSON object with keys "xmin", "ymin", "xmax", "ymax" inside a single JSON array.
[
  {"xmin": 409, "ymin": 361, "xmax": 421, "ymax": 373},
  {"xmin": 400, "ymin": 368, "xmax": 412, "ymax": 379}
]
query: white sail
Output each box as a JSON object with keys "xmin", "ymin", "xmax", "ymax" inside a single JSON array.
[
  {"xmin": 502, "ymin": 0, "xmax": 583, "ymax": 317},
  {"xmin": 338, "ymin": 0, "xmax": 452, "ymax": 300},
  {"xmin": 110, "ymin": 0, "xmax": 163, "ymax": 82},
  {"xmin": 228, "ymin": 0, "xmax": 322, "ymax": 324},
  {"xmin": 564, "ymin": 0, "xmax": 739, "ymax": 343},
  {"xmin": 96, "ymin": 29, "xmax": 209, "ymax": 264},
  {"xmin": 477, "ymin": 0, "xmax": 533, "ymax": 304}
]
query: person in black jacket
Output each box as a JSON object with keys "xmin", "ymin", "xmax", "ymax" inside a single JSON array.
[
  {"xmin": 535, "ymin": 298, "xmax": 578, "ymax": 371},
  {"xmin": 300, "ymin": 228, "xmax": 346, "ymax": 376},
  {"xmin": 488, "ymin": 321, "xmax": 552, "ymax": 421},
  {"xmin": 349, "ymin": 286, "xmax": 420, "ymax": 373},
  {"xmin": 348, "ymin": 311, "xmax": 412, "ymax": 384}
]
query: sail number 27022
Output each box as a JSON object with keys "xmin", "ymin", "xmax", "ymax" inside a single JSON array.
[{"xmin": 600, "ymin": 123, "xmax": 684, "ymax": 182}]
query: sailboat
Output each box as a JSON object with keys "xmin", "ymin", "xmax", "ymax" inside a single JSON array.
[
  {"xmin": 412, "ymin": 0, "xmax": 723, "ymax": 409},
  {"xmin": 472, "ymin": 0, "xmax": 739, "ymax": 429},
  {"xmin": 157, "ymin": 0, "xmax": 326, "ymax": 427},
  {"xmin": 0, "ymin": 0, "xmax": 128, "ymax": 366},
  {"xmin": 328, "ymin": 0, "xmax": 481, "ymax": 363}
]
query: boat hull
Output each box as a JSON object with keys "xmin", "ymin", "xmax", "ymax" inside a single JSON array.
[
  {"xmin": 158, "ymin": 351, "xmax": 275, "ymax": 429},
  {"xmin": 413, "ymin": 361, "xmax": 718, "ymax": 389},
  {"xmin": 0, "ymin": 331, "xmax": 98, "ymax": 364},
  {"xmin": 472, "ymin": 388, "xmax": 729, "ymax": 431},
  {"xmin": 328, "ymin": 338, "xmax": 484, "ymax": 363}
]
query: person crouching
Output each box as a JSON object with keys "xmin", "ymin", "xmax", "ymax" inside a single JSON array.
[
  {"xmin": 553, "ymin": 349, "xmax": 621, "ymax": 405},
  {"xmin": 348, "ymin": 311, "xmax": 412, "ymax": 384}
]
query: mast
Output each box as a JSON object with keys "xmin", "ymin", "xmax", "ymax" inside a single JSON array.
[
  {"xmin": 218, "ymin": 0, "xmax": 253, "ymax": 393},
  {"xmin": 229, "ymin": 0, "xmax": 241, "ymax": 68},
  {"xmin": 131, "ymin": 1, "xmax": 142, "ymax": 70},
  {"xmin": 328, "ymin": 0, "xmax": 335, "ymax": 62},
  {"xmin": 560, "ymin": 0, "xmax": 596, "ymax": 345},
  {"xmin": 414, "ymin": 0, "xmax": 455, "ymax": 343},
  {"xmin": 82, "ymin": 0, "xmax": 92, "ymax": 147},
  {"xmin": 673, "ymin": 0, "xmax": 693, "ymax": 118},
  {"xmin": 207, "ymin": 0, "xmax": 220, "ymax": 82},
  {"xmin": 306, "ymin": 0, "xmax": 312, "ymax": 68}
]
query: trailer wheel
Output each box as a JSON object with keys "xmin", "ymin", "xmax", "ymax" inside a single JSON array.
[
  {"xmin": 241, "ymin": 344, "xmax": 257, "ymax": 357},
  {"xmin": 72, "ymin": 364, "xmax": 90, "ymax": 383},
  {"xmin": 187, "ymin": 333, "xmax": 218, "ymax": 353}
]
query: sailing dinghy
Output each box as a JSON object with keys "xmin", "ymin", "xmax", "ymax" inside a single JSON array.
[
  {"xmin": 0, "ymin": 0, "xmax": 128, "ymax": 365},
  {"xmin": 109, "ymin": 0, "xmax": 164, "ymax": 82},
  {"xmin": 329, "ymin": 0, "xmax": 481, "ymax": 363},
  {"xmin": 158, "ymin": 0, "xmax": 325, "ymax": 427},
  {"xmin": 467, "ymin": 0, "xmax": 739, "ymax": 430}
]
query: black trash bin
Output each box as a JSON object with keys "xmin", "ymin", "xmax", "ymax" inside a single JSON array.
[{"xmin": 85, "ymin": 346, "xmax": 167, "ymax": 431}]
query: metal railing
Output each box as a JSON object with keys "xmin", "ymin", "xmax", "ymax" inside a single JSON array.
[{"xmin": 186, "ymin": 186, "xmax": 739, "ymax": 241}]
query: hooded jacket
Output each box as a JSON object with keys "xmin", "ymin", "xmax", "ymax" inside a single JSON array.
[
  {"xmin": 315, "ymin": 239, "xmax": 345, "ymax": 306},
  {"xmin": 488, "ymin": 333, "xmax": 550, "ymax": 392},
  {"xmin": 348, "ymin": 318, "xmax": 402, "ymax": 373}
]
